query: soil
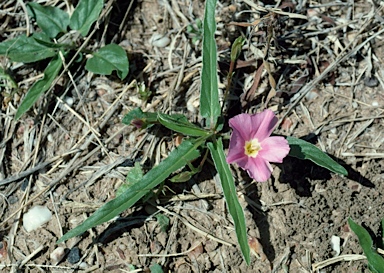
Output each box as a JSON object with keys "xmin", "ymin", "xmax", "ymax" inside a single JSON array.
[{"xmin": 1, "ymin": 0, "xmax": 384, "ymax": 272}]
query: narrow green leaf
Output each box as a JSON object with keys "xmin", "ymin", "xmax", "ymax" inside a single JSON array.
[
  {"xmin": 200, "ymin": 0, "xmax": 220, "ymax": 127},
  {"xmin": 348, "ymin": 218, "xmax": 384, "ymax": 272},
  {"xmin": 15, "ymin": 54, "xmax": 63, "ymax": 120},
  {"xmin": 158, "ymin": 113, "xmax": 209, "ymax": 137},
  {"xmin": 231, "ymin": 36, "xmax": 245, "ymax": 62},
  {"xmin": 57, "ymin": 139, "xmax": 204, "ymax": 243},
  {"xmin": 27, "ymin": 2, "xmax": 69, "ymax": 38},
  {"xmin": 208, "ymin": 138, "xmax": 250, "ymax": 265},
  {"xmin": 69, "ymin": 0, "xmax": 103, "ymax": 36},
  {"xmin": 32, "ymin": 37, "xmax": 68, "ymax": 49},
  {"xmin": 287, "ymin": 136, "xmax": 348, "ymax": 176},
  {"xmin": 85, "ymin": 44, "xmax": 129, "ymax": 80},
  {"xmin": 0, "ymin": 34, "xmax": 57, "ymax": 63}
]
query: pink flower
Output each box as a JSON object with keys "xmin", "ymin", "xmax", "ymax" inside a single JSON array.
[{"xmin": 226, "ymin": 110, "xmax": 290, "ymax": 182}]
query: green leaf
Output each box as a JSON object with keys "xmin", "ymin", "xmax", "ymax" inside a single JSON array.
[
  {"xmin": 125, "ymin": 162, "xmax": 143, "ymax": 185},
  {"xmin": 200, "ymin": 0, "xmax": 220, "ymax": 128},
  {"xmin": 170, "ymin": 164, "xmax": 202, "ymax": 183},
  {"xmin": 122, "ymin": 107, "xmax": 158, "ymax": 129},
  {"xmin": 27, "ymin": 2, "xmax": 69, "ymax": 38},
  {"xmin": 155, "ymin": 214, "xmax": 170, "ymax": 232},
  {"xmin": 157, "ymin": 112, "xmax": 209, "ymax": 137},
  {"xmin": 57, "ymin": 139, "xmax": 204, "ymax": 243},
  {"xmin": 348, "ymin": 218, "xmax": 384, "ymax": 273},
  {"xmin": 116, "ymin": 162, "xmax": 143, "ymax": 197},
  {"xmin": 170, "ymin": 170, "xmax": 196, "ymax": 183},
  {"xmin": 287, "ymin": 136, "xmax": 348, "ymax": 176},
  {"xmin": 231, "ymin": 36, "xmax": 245, "ymax": 62},
  {"xmin": 0, "ymin": 66, "xmax": 17, "ymax": 89},
  {"xmin": 15, "ymin": 54, "xmax": 63, "ymax": 120},
  {"xmin": 207, "ymin": 138, "xmax": 250, "ymax": 265},
  {"xmin": 69, "ymin": 0, "xmax": 104, "ymax": 36},
  {"xmin": 149, "ymin": 264, "xmax": 164, "ymax": 273},
  {"xmin": 85, "ymin": 44, "xmax": 129, "ymax": 80},
  {"xmin": 0, "ymin": 34, "xmax": 57, "ymax": 63}
]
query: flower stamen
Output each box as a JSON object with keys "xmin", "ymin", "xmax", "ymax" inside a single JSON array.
[{"xmin": 244, "ymin": 138, "xmax": 262, "ymax": 158}]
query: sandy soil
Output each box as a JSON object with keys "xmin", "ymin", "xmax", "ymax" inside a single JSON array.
[{"xmin": 1, "ymin": 0, "xmax": 384, "ymax": 272}]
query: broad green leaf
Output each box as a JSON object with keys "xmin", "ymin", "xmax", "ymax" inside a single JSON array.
[
  {"xmin": 208, "ymin": 138, "xmax": 250, "ymax": 265},
  {"xmin": 155, "ymin": 214, "xmax": 170, "ymax": 232},
  {"xmin": 125, "ymin": 162, "xmax": 143, "ymax": 185},
  {"xmin": 0, "ymin": 34, "xmax": 57, "ymax": 63},
  {"xmin": 122, "ymin": 107, "xmax": 158, "ymax": 129},
  {"xmin": 85, "ymin": 44, "xmax": 129, "ymax": 80},
  {"xmin": 149, "ymin": 264, "xmax": 164, "ymax": 273},
  {"xmin": 348, "ymin": 218, "xmax": 384, "ymax": 272},
  {"xmin": 15, "ymin": 54, "xmax": 63, "ymax": 120},
  {"xmin": 69, "ymin": 0, "xmax": 103, "ymax": 36},
  {"xmin": 200, "ymin": 0, "xmax": 220, "ymax": 128},
  {"xmin": 27, "ymin": 2, "xmax": 69, "ymax": 38},
  {"xmin": 116, "ymin": 162, "xmax": 143, "ymax": 197},
  {"xmin": 287, "ymin": 136, "xmax": 347, "ymax": 176},
  {"xmin": 57, "ymin": 139, "xmax": 204, "ymax": 243},
  {"xmin": 0, "ymin": 66, "xmax": 17, "ymax": 89},
  {"xmin": 158, "ymin": 112, "xmax": 209, "ymax": 137}
]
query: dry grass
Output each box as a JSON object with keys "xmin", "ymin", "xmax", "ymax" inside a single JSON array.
[{"xmin": 0, "ymin": 0, "xmax": 384, "ymax": 272}]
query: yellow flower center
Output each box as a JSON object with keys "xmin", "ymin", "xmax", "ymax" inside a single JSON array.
[{"xmin": 244, "ymin": 138, "xmax": 262, "ymax": 158}]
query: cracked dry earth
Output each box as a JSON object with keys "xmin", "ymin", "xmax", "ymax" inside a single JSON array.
[{"xmin": 1, "ymin": 0, "xmax": 384, "ymax": 272}]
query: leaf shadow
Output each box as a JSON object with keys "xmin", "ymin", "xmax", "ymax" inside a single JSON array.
[
  {"xmin": 95, "ymin": 214, "xmax": 147, "ymax": 245},
  {"xmin": 278, "ymin": 134, "xmax": 374, "ymax": 197}
]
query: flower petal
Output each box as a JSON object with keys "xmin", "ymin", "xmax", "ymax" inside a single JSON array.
[
  {"xmin": 226, "ymin": 129, "xmax": 246, "ymax": 163},
  {"xmin": 228, "ymin": 114, "xmax": 253, "ymax": 141},
  {"xmin": 245, "ymin": 157, "xmax": 273, "ymax": 182},
  {"xmin": 250, "ymin": 109, "xmax": 278, "ymax": 141},
  {"xmin": 259, "ymin": 136, "xmax": 290, "ymax": 163}
]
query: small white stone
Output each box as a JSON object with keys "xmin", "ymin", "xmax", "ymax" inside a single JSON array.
[
  {"xmin": 47, "ymin": 134, "xmax": 54, "ymax": 143},
  {"xmin": 372, "ymin": 101, "xmax": 379, "ymax": 107},
  {"xmin": 150, "ymin": 33, "xmax": 170, "ymax": 48},
  {"xmin": 79, "ymin": 262, "xmax": 88, "ymax": 269},
  {"xmin": 23, "ymin": 205, "xmax": 52, "ymax": 232},
  {"xmin": 50, "ymin": 247, "xmax": 66, "ymax": 263},
  {"xmin": 331, "ymin": 235, "xmax": 340, "ymax": 256},
  {"xmin": 305, "ymin": 90, "xmax": 319, "ymax": 100},
  {"xmin": 64, "ymin": 96, "xmax": 74, "ymax": 107}
]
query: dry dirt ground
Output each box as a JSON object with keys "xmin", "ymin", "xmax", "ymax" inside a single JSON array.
[{"xmin": 1, "ymin": 0, "xmax": 384, "ymax": 272}]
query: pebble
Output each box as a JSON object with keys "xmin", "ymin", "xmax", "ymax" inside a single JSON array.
[
  {"xmin": 50, "ymin": 247, "xmax": 66, "ymax": 263},
  {"xmin": 78, "ymin": 262, "xmax": 88, "ymax": 269},
  {"xmin": 67, "ymin": 247, "xmax": 81, "ymax": 264},
  {"xmin": 150, "ymin": 33, "xmax": 170, "ymax": 48},
  {"xmin": 331, "ymin": 235, "xmax": 341, "ymax": 256},
  {"xmin": 64, "ymin": 96, "xmax": 74, "ymax": 107},
  {"xmin": 8, "ymin": 196, "xmax": 18, "ymax": 204},
  {"xmin": 364, "ymin": 76, "xmax": 379, "ymax": 87},
  {"xmin": 0, "ymin": 241, "xmax": 7, "ymax": 259},
  {"xmin": 23, "ymin": 205, "xmax": 52, "ymax": 232},
  {"xmin": 20, "ymin": 178, "xmax": 29, "ymax": 191}
]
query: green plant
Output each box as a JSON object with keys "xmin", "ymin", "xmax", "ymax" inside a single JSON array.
[
  {"xmin": 57, "ymin": 0, "xmax": 347, "ymax": 265},
  {"xmin": 187, "ymin": 18, "xmax": 203, "ymax": 45},
  {"xmin": 0, "ymin": 0, "xmax": 129, "ymax": 120},
  {"xmin": 348, "ymin": 218, "xmax": 384, "ymax": 272}
]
